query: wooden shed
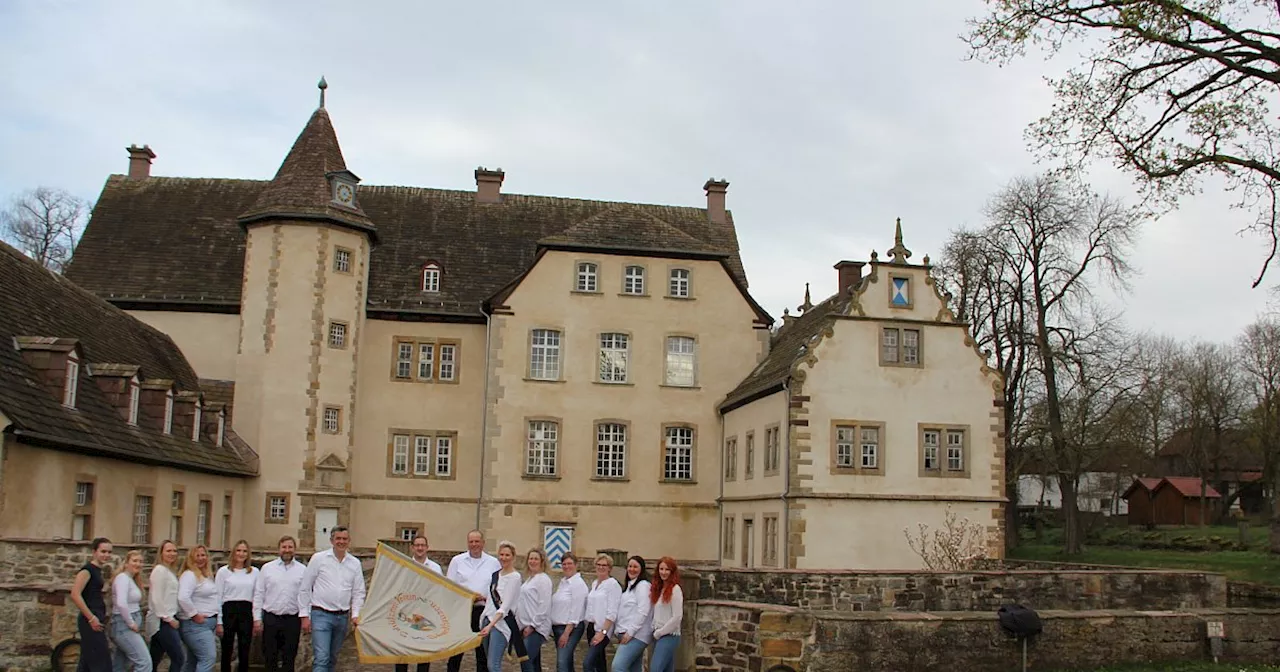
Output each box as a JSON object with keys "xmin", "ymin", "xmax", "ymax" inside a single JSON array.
[
  {"xmin": 1121, "ymin": 477, "xmax": 1163, "ymax": 526},
  {"xmin": 1150, "ymin": 477, "xmax": 1221, "ymax": 525}
]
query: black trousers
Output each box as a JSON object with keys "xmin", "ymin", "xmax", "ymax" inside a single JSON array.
[
  {"xmin": 395, "ymin": 665, "xmax": 430, "ymax": 672},
  {"xmin": 261, "ymin": 612, "xmax": 302, "ymax": 672},
  {"xmin": 221, "ymin": 600, "xmax": 253, "ymax": 672},
  {"xmin": 76, "ymin": 612, "xmax": 111, "ymax": 672},
  {"xmin": 582, "ymin": 624, "xmax": 610, "ymax": 672},
  {"xmin": 150, "ymin": 619, "xmax": 186, "ymax": 671},
  {"xmin": 446, "ymin": 605, "xmax": 487, "ymax": 672}
]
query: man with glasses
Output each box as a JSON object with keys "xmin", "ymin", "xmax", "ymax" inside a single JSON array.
[{"xmin": 299, "ymin": 526, "xmax": 366, "ymax": 672}]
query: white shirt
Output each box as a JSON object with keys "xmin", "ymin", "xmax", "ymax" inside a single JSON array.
[
  {"xmin": 585, "ymin": 577, "xmax": 621, "ymax": 633},
  {"xmin": 447, "ymin": 551, "xmax": 501, "ymax": 600},
  {"xmin": 481, "ymin": 570, "xmax": 523, "ymax": 639},
  {"xmin": 515, "ymin": 572, "xmax": 552, "ymax": 638},
  {"xmin": 178, "ymin": 570, "xmax": 219, "ymax": 619},
  {"xmin": 147, "ymin": 565, "xmax": 180, "ymax": 636},
  {"xmin": 215, "ymin": 566, "xmax": 258, "ymax": 621},
  {"xmin": 614, "ymin": 580, "xmax": 653, "ymax": 644},
  {"xmin": 298, "ymin": 549, "xmax": 367, "ymax": 618},
  {"xmin": 651, "ymin": 584, "xmax": 684, "ymax": 638},
  {"xmin": 253, "ymin": 557, "xmax": 308, "ymax": 621},
  {"xmin": 411, "ymin": 555, "xmax": 443, "ymax": 576},
  {"xmin": 112, "ymin": 573, "xmax": 142, "ymax": 625},
  {"xmin": 549, "ymin": 573, "xmax": 588, "ymax": 626}
]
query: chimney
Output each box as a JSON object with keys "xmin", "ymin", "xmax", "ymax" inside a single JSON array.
[
  {"xmin": 704, "ymin": 178, "xmax": 729, "ymax": 224},
  {"xmin": 834, "ymin": 260, "xmax": 866, "ymax": 295},
  {"xmin": 475, "ymin": 167, "xmax": 505, "ymax": 204},
  {"xmin": 126, "ymin": 144, "xmax": 156, "ymax": 180}
]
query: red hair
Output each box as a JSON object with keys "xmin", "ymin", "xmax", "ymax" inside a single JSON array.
[{"xmin": 649, "ymin": 556, "xmax": 681, "ymax": 604}]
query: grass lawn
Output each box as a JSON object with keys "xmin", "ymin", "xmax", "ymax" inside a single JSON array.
[{"xmin": 1009, "ymin": 543, "xmax": 1280, "ymax": 585}]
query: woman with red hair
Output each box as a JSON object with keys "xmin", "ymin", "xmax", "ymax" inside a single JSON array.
[{"xmin": 648, "ymin": 557, "xmax": 683, "ymax": 672}]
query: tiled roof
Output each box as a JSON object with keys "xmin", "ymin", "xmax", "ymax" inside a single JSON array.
[
  {"xmin": 1157, "ymin": 477, "xmax": 1222, "ymax": 499},
  {"xmin": 67, "ymin": 109, "xmax": 753, "ymax": 321},
  {"xmin": 1121, "ymin": 477, "xmax": 1164, "ymax": 500},
  {"xmin": 0, "ymin": 241, "xmax": 257, "ymax": 476}
]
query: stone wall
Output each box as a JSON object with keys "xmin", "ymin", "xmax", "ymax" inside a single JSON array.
[
  {"xmin": 692, "ymin": 566, "xmax": 1227, "ymax": 612},
  {"xmin": 1229, "ymin": 581, "xmax": 1280, "ymax": 608},
  {"xmin": 693, "ymin": 600, "xmax": 1280, "ymax": 672}
]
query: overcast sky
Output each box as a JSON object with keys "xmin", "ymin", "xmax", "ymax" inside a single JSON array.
[{"xmin": 0, "ymin": 0, "xmax": 1271, "ymax": 343}]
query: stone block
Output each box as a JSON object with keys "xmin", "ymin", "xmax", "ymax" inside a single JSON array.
[{"xmin": 759, "ymin": 637, "xmax": 802, "ymax": 658}]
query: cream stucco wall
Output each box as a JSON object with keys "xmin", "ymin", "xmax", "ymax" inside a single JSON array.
[
  {"xmin": 720, "ymin": 499, "xmax": 784, "ymax": 568},
  {"xmin": 0, "ymin": 439, "xmax": 246, "ymax": 547},
  {"xmin": 797, "ymin": 498, "xmax": 993, "ymax": 570},
  {"xmin": 484, "ymin": 250, "xmax": 768, "ymax": 561},
  {"xmin": 127, "ymin": 311, "xmax": 240, "ymax": 381},
  {"xmin": 722, "ymin": 391, "xmax": 788, "ymax": 499}
]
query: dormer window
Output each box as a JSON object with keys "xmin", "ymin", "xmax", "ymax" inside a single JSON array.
[
  {"xmin": 128, "ymin": 377, "xmax": 140, "ymax": 425},
  {"xmin": 422, "ymin": 263, "xmax": 442, "ymax": 292},
  {"xmin": 192, "ymin": 404, "xmax": 202, "ymax": 442},
  {"xmin": 62, "ymin": 354, "xmax": 79, "ymax": 408},
  {"xmin": 216, "ymin": 411, "xmax": 226, "ymax": 448},
  {"xmin": 163, "ymin": 389, "xmax": 174, "ymax": 435}
]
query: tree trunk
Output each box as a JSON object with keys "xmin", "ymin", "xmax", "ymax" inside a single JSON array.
[
  {"xmin": 1272, "ymin": 464, "xmax": 1280, "ymax": 555},
  {"xmin": 1060, "ymin": 473, "xmax": 1081, "ymax": 554},
  {"xmin": 1005, "ymin": 465, "xmax": 1019, "ymax": 550}
]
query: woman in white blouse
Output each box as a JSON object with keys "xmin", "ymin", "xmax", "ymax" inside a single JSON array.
[
  {"xmin": 609, "ymin": 556, "xmax": 651, "ymax": 672},
  {"xmin": 477, "ymin": 541, "xmax": 523, "ymax": 672},
  {"xmin": 177, "ymin": 545, "xmax": 219, "ymax": 672},
  {"xmin": 516, "ymin": 548, "xmax": 553, "ymax": 672},
  {"xmin": 215, "ymin": 540, "xmax": 258, "ymax": 672},
  {"xmin": 581, "ymin": 554, "xmax": 621, "ymax": 672},
  {"xmin": 550, "ymin": 553, "xmax": 588, "ymax": 672},
  {"xmin": 110, "ymin": 550, "xmax": 152, "ymax": 671},
  {"xmin": 146, "ymin": 540, "xmax": 184, "ymax": 671},
  {"xmin": 647, "ymin": 557, "xmax": 684, "ymax": 672}
]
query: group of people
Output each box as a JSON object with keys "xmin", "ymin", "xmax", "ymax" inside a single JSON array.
[{"xmin": 68, "ymin": 528, "xmax": 684, "ymax": 672}]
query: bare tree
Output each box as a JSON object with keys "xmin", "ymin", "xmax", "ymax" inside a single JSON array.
[
  {"xmin": 1171, "ymin": 341, "xmax": 1247, "ymax": 525},
  {"xmin": 1132, "ymin": 334, "xmax": 1184, "ymax": 458},
  {"xmin": 1239, "ymin": 318, "xmax": 1280, "ymax": 551},
  {"xmin": 965, "ymin": 1, "xmax": 1280, "ymax": 286},
  {"xmin": 0, "ymin": 187, "xmax": 90, "ymax": 273}
]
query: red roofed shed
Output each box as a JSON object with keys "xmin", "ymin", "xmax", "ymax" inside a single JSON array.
[
  {"xmin": 1152, "ymin": 477, "xmax": 1221, "ymax": 525},
  {"xmin": 1121, "ymin": 477, "xmax": 1163, "ymax": 526}
]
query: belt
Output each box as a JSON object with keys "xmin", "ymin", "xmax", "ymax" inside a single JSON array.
[
  {"xmin": 312, "ymin": 606, "xmax": 350, "ymax": 615},
  {"xmin": 265, "ymin": 611, "xmax": 300, "ymax": 618}
]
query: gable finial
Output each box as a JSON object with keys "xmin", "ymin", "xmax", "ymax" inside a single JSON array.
[
  {"xmin": 799, "ymin": 282, "xmax": 814, "ymax": 313},
  {"xmin": 888, "ymin": 217, "xmax": 913, "ymax": 264},
  {"xmin": 318, "ymin": 76, "xmax": 328, "ymax": 108}
]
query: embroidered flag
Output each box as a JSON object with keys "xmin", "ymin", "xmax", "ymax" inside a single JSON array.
[{"xmin": 356, "ymin": 543, "xmax": 483, "ymax": 663}]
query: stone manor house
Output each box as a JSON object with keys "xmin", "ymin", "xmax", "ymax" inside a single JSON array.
[{"xmin": 0, "ymin": 94, "xmax": 1005, "ymax": 570}]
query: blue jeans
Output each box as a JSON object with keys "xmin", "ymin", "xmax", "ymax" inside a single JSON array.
[
  {"xmin": 179, "ymin": 616, "xmax": 218, "ymax": 672},
  {"xmin": 110, "ymin": 611, "xmax": 153, "ymax": 672},
  {"xmin": 484, "ymin": 626, "xmax": 509, "ymax": 672},
  {"xmin": 649, "ymin": 634, "xmax": 679, "ymax": 672},
  {"xmin": 520, "ymin": 630, "xmax": 546, "ymax": 672},
  {"xmin": 310, "ymin": 608, "xmax": 349, "ymax": 672},
  {"xmin": 552, "ymin": 623, "xmax": 585, "ymax": 672},
  {"xmin": 609, "ymin": 637, "xmax": 647, "ymax": 672}
]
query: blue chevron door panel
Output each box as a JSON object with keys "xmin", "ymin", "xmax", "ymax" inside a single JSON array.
[{"xmin": 544, "ymin": 525, "xmax": 573, "ymax": 569}]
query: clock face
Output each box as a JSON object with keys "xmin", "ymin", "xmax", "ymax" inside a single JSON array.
[{"xmin": 335, "ymin": 182, "xmax": 354, "ymax": 205}]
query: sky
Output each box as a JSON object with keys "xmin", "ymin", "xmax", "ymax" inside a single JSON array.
[{"xmin": 0, "ymin": 0, "xmax": 1272, "ymax": 343}]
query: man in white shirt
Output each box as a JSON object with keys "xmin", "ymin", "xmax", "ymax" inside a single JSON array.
[
  {"xmin": 253, "ymin": 536, "xmax": 307, "ymax": 672},
  {"xmin": 396, "ymin": 534, "xmax": 443, "ymax": 672},
  {"xmin": 298, "ymin": 527, "xmax": 367, "ymax": 672},
  {"xmin": 445, "ymin": 530, "xmax": 500, "ymax": 672}
]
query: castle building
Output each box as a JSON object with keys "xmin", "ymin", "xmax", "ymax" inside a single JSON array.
[{"xmin": 6, "ymin": 87, "xmax": 1005, "ymax": 568}]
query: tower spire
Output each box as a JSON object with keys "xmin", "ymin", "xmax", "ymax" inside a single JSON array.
[
  {"xmin": 888, "ymin": 217, "xmax": 913, "ymax": 264},
  {"xmin": 799, "ymin": 282, "xmax": 813, "ymax": 313},
  {"xmin": 318, "ymin": 76, "xmax": 328, "ymax": 108}
]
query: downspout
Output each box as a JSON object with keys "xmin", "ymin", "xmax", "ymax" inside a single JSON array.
[
  {"xmin": 718, "ymin": 410, "xmax": 725, "ymax": 565},
  {"xmin": 781, "ymin": 381, "xmax": 791, "ymax": 568},
  {"xmin": 475, "ymin": 309, "xmax": 493, "ymax": 529}
]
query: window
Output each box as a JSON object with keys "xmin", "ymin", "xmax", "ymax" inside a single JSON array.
[
  {"xmin": 923, "ymin": 430, "xmax": 940, "ymax": 471},
  {"xmin": 72, "ymin": 515, "xmax": 90, "ymax": 540},
  {"xmin": 595, "ymin": 422, "xmax": 627, "ymax": 479},
  {"xmin": 196, "ymin": 499, "xmax": 210, "ymax": 546},
  {"xmin": 668, "ymin": 268, "xmax": 691, "ymax": 298},
  {"xmin": 334, "ymin": 247, "xmax": 352, "ymax": 274},
  {"xmin": 663, "ymin": 426, "xmax": 695, "ymax": 481},
  {"xmin": 163, "ymin": 390, "xmax": 174, "ymax": 435},
  {"xmin": 435, "ymin": 436, "xmax": 452, "ymax": 476},
  {"xmin": 576, "ymin": 262, "xmax": 598, "ymax": 292},
  {"xmin": 918, "ymin": 425, "xmax": 968, "ymax": 476},
  {"xmin": 527, "ymin": 421, "xmax": 558, "ymax": 476},
  {"xmin": 171, "ymin": 490, "xmax": 184, "ymax": 510},
  {"xmin": 265, "ymin": 492, "xmax": 291, "ymax": 524},
  {"xmin": 947, "ymin": 429, "xmax": 965, "ymax": 471},
  {"xmin": 439, "ymin": 344, "xmax": 456, "ymax": 381},
  {"xmin": 745, "ymin": 432, "xmax": 755, "ymax": 478},
  {"xmin": 392, "ymin": 435, "xmax": 410, "ymax": 474},
  {"xmin": 132, "ymin": 495, "xmax": 152, "ymax": 544},
  {"xmin": 724, "ymin": 437, "xmax": 738, "ymax": 481},
  {"xmin": 664, "ymin": 336, "xmax": 696, "ymax": 386},
  {"xmin": 764, "ymin": 426, "xmax": 781, "ymax": 473},
  {"xmin": 192, "ymin": 404, "xmax": 202, "ymax": 441},
  {"xmin": 881, "ymin": 327, "xmax": 921, "ymax": 366},
  {"xmin": 128, "ymin": 379, "xmax": 140, "ymax": 425},
  {"xmin": 623, "ymin": 265, "xmax": 646, "ymax": 295},
  {"xmin": 169, "ymin": 515, "xmax": 182, "ymax": 544},
  {"xmin": 598, "ymin": 333, "xmax": 629, "ymax": 383},
  {"xmin": 221, "ymin": 495, "xmax": 232, "ymax": 548},
  {"xmin": 422, "ymin": 264, "xmax": 441, "ymax": 292},
  {"xmin": 328, "ymin": 321, "xmax": 348, "ymax": 349},
  {"xmin": 833, "ymin": 421, "xmax": 883, "ymax": 473},
  {"xmin": 323, "ymin": 406, "xmax": 341, "ymax": 434},
  {"xmin": 414, "ymin": 436, "xmax": 432, "ymax": 475},
  {"xmin": 398, "ymin": 525, "xmax": 420, "ymax": 542},
  {"xmin": 396, "ymin": 343, "xmax": 414, "ymax": 379},
  {"xmin": 417, "ymin": 344, "xmax": 434, "ymax": 380},
  {"xmin": 216, "ymin": 412, "xmax": 225, "ymax": 448},
  {"xmin": 75, "ymin": 482, "xmax": 93, "ymax": 507},
  {"xmin": 763, "ymin": 516, "xmax": 779, "ymax": 566},
  {"xmin": 74, "ymin": 478, "xmax": 96, "ymax": 539},
  {"xmin": 723, "ymin": 516, "xmax": 736, "ymax": 558},
  {"xmin": 530, "ymin": 329, "xmax": 562, "ymax": 380},
  {"xmin": 861, "ymin": 427, "xmax": 879, "ymax": 469},
  {"xmin": 835, "ymin": 426, "xmax": 855, "ymax": 468},
  {"xmin": 63, "ymin": 355, "xmax": 79, "ymax": 408}
]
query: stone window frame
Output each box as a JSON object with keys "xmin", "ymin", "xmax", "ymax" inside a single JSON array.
[
  {"xmin": 196, "ymin": 495, "xmax": 212, "ymax": 546},
  {"xmin": 390, "ymin": 337, "xmax": 461, "ymax": 384},
  {"xmin": 662, "ymin": 333, "xmax": 699, "ymax": 388},
  {"xmin": 918, "ymin": 423, "xmax": 972, "ymax": 478},
  {"xmin": 763, "ymin": 423, "xmax": 783, "ymax": 476},
  {"xmin": 888, "ymin": 272, "xmax": 913, "ymax": 309},
  {"xmin": 722, "ymin": 515, "xmax": 736, "ymax": 559},
  {"xmin": 741, "ymin": 516, "xmax": 755, "ymax": 568},
  {"xmin": 72, "ymin": 474, "xmax": 97, "ymax": 541},
  {"xmin": 327, "ymin": 320, "xmax": 349, "ymax": 350},
  {"xmin": 621, "ymin": 264, "xmax": 647, "ymax": 296},
  {"xmin": 744, "ymin": 430, "xmax": 755, "ymax": 479},
  {"xmin": 524, "ymin": 415, "xmax": 562, "ymax": 481},
  {"xmin": 660, "ymin": 422, "xmax": 698, "ymax": 484},
  {"xmin": 133, "ymin": 487, "xmax": 157, "ymax": 545},
  {"xmin": 724, "ymin": 435, "xmax": 738, "ymax": 482},
  {"xmin": 169, "ymin": 486, "xmax": 186, "ymax": 545},
  {"xmin": 666, "ymin": 266, "xmax": 693, "ymax": 299},
  {"xmin": 333, "ymin": 246, "xmax": 353, "ymax": 275},
  {"xmin": 573, "ymin": 260, "xmax": 601, "ymax": 294},
  {"xmin": 762, "ymin": 514, "xmax": 780, "ymax": 567},
  {"xmin": 527, "ymin": 327, "xmax": 566, "ymax": 382},
  {"xmin": 221, "ymin": 491, "xmax": 234, "ymax": 548},
  {"xmin": 322, "ymin": 405, "xmax": 342, "ymax": 434},
  {"xmin": 264, "ymin": 492, "xmax": 291, "ymax": 524},
  {"xmin": 387, "ymin": 428, "xmax": 458, "ymax": 481},
  {"xmin": 830, "ymin": 419, "xmax": 886, "ymax": 476},
  {"xmin": 879, "ymin": 324, "xmax": 923, "ymax": 368},
  {"xmin": 596, "ymin": 331, "xmax": 632, "ymax": 385},
  {"xmin": 592, "ymin": 418, "xmax": 630, "ymax": 481},
  {"xmin": 396, "ymin": 522, "xmax": 424, "ymax": 542}
]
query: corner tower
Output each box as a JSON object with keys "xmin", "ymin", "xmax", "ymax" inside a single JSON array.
[{"xmin": 234, "ymin": 81, "xmax": 374, "ymax": 550}]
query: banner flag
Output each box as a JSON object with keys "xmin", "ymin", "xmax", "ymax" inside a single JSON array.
[{"xmin": 356, "ymin": 543, "xmax": 484, "ymax": 664}]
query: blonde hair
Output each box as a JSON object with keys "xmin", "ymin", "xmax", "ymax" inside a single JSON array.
[
  {"xmin": 228, "ymin": 540, "xmax": 252, "ymax": 570},
  {"xmin": 594, "ymin": 553, "xmax": 614, "ymax": 569},
  {"xmin": 497, "ymin": 540, "xmax": 517, "ymax": 556},
  {"xmin": 155, "ymin": 540, "xmax": 181, "ymax": 574},
  {"xmin": 526, "ymin": 548, "xmax": 546, "ymax": 574},
  {"xmin": 181, "ymin": 545, "xmax": 213, "ymax": 581}
]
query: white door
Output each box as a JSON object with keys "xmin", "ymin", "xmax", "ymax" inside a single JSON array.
[
  {"xmin": 742, "ymin": 519, "xmax": 755, "ymax": 569},
  {"xmin": 316, "ymin": 508, "xmax": 339, "ymax": 551}
]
